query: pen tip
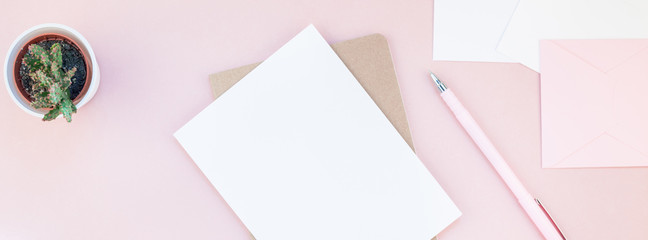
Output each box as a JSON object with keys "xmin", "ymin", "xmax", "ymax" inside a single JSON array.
[{"xmin": 429, "ymin": 72, "xmax": 447, "ymax": 93}]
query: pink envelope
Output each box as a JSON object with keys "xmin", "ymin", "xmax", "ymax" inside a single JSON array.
[{"xmin": 540, "ymin": 39, "xmax": 648, "ymax": 168}]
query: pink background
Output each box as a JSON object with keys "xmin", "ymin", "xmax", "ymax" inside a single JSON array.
[{"xmin": 0, "ymin": 0, "xmax": 646, "ymax": 239}]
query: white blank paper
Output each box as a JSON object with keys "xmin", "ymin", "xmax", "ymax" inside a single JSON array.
[
  {"xmin": 433, "ymin": 0, "xmax": 519, "ymax": 62},
  {"xmin": 174, "ymin": 25, "xmax": 460, "ymax": 240},
  {"xmin": 497, "ymin": 0, "xmax": 648, "ymax": 72}
]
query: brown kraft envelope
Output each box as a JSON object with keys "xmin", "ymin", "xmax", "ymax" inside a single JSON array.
[
  {"xmin": 208, "ymin": 34, "xmax": 438, "ymax": 240},
  {"xmin": 209, "ymin": 33, "xmax": 414, "ymax": 151}
]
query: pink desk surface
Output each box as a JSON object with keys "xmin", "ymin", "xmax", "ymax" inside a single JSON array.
[{"xmin": 0, "ymin": 0, "xmax": 646, "ymax": 239}]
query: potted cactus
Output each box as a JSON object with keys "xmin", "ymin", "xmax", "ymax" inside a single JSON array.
[
  {"xmin": 22, "ymin": 43, "xmax": 80, "ymax": 122},
  {"xmin": 3, "ymin": 23, "xmax": 100, "ymax": 122}
]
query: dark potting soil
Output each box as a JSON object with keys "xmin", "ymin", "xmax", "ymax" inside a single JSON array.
[{"xmin": 19, "ymin": 39, "xmax": 87, "ymax": 101}]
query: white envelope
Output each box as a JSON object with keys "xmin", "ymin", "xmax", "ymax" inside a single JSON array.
[
  {"xmin": 497, "ymin": 0, "xmax": 648, "ymax": 72},
  {"xmin": 433, "ymin": 0, "xmax": 518, "ymax": 62}
]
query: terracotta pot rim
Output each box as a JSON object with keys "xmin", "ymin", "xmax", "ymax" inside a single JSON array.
[{"xmin": 12, "ymin": 33, "xmax": 93, "ymax": 105}]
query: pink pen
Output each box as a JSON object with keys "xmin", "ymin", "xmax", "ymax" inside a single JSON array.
[{"xmin": 431, "ymin": 73, "xmax": 566, "ymax": 240}]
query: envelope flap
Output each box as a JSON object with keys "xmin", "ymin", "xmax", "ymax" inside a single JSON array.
[
  {"xmin": 540, "ymin": 40, "xmax": 613, "ymax": 167},
  {"xmin": 606, "ymin": 48, "xmax": 648, "ymax": 157},
  {"xmin": 550, "ymin": 39, "xmax": 648, "ymax": 73},
  {"xmin": 552, "ymin": 133, "xmax": 648, "ymax": 168}
]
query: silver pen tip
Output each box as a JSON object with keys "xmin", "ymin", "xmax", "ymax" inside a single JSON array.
[{"xmin": 430, "ymin": 72, "xmax": 447, "ymax": 93}]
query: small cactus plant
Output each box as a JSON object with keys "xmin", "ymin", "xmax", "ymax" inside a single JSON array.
[{"xmin": 22, "ymin": 43, "xmax": 77, "ymax": 122}]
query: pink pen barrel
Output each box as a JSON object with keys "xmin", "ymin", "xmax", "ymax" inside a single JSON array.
[{"xmin": 440, "ymin": 89, "xmax": 564, "ymax": 240}]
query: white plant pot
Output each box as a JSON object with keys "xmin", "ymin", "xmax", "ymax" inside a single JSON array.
[{"xmin": 3, "ymin": 23, "xmax": 100, "ymax": 118}]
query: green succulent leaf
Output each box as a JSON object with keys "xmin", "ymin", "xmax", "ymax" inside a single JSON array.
[
  {"xmin": 30, "ymin": 70, "xmax": 50, "ymax": 84},
  {"xmin": 50, "ymin": 44, "xmax": 63, "ymax": 81},
  {"xmin": 49, "ymin": 82, "xmax": 63, "ymax": 104},
  {"xmin": 22, "ymin": 54, "xmax": 44, "ymax": 72},
  {"xmin": 60, "ymin": 98, "xmax": 76, "ymax": 123},
  {"xmin": 43, "ymin": 105, "xmax": 61, "ymax": 121},
  {"xmin": 50, "ymin": 44, "xmax": 62, "ymax": 67},
  {"xmin": 24, "ymin": 45, "xmax": 49, "ymax": 71}
]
